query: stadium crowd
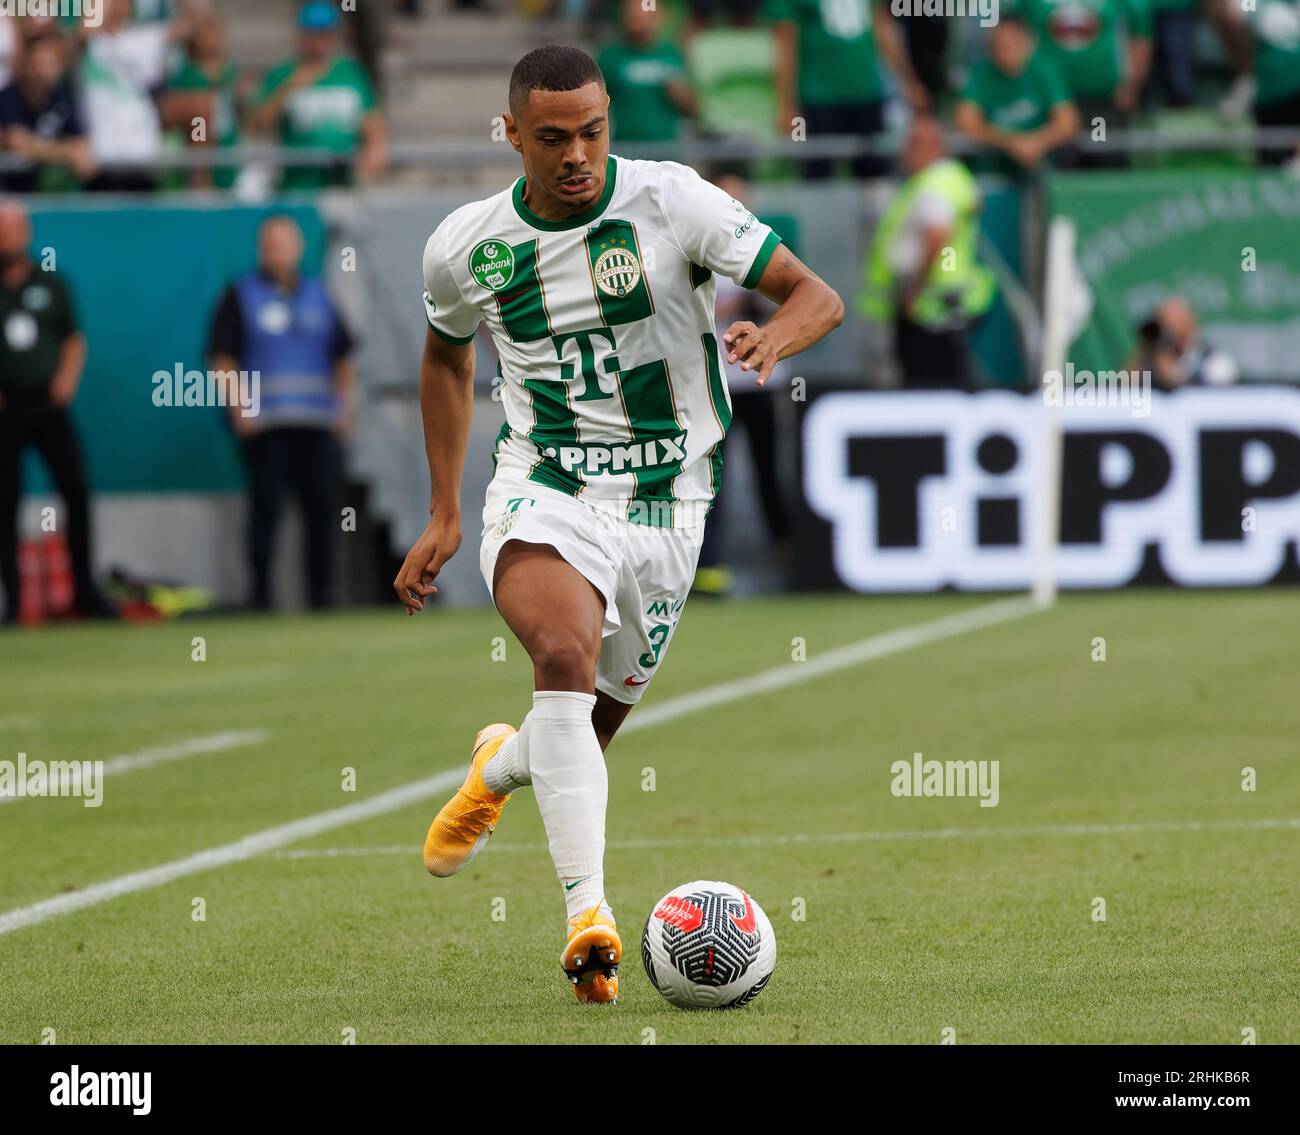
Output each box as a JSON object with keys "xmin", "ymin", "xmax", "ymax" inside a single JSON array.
[
  {"xmin": 0, "ymin": 1, "xmax": 1273, "ymax": 618},
  {"xmin": 0, "ymin": 0, "xmax": 387, "ymax": 193},
  {"xmin": 0, "ymin": 0, "xmax": 1298, "ymax": 191}
]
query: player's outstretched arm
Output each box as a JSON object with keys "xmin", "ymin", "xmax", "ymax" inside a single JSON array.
[
  {"xmin": 393, "ymin": 328, "xmax": 476, "ymax": 614},
  {"xmin": 722, "ymin": 244, "xmax": 844, "ymax": 386}
]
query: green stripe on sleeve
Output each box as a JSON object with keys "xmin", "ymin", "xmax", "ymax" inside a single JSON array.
[{"xmin": 741, "ymin": 231, "xmax": 782, "ymax": 290}]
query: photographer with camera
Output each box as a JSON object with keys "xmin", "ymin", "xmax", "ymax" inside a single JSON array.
[{"xmin": 1130, "ymin": 297, "xmax": 1239, "ymax": 391}]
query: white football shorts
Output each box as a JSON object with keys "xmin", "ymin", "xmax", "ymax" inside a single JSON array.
[{"xmin": 478, "ymin": 474, "xmax": 705, "ymax": 705}]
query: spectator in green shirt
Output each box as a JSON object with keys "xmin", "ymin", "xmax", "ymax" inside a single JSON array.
[
  {"xmin": 1022, "ymin": 0, "xmax": 1151, "ymax": 167},
  {"xmin": 597, "ymin": 0, "xmax": 696, "ymax": 146},
  {"xmin": 954, "ymin": 14, "xmax": 1080, "ymax": 178},
  {"xmin": 249, "ymin": 2, "xmax": 388, "ymax": 191},
  {"xmin": 161, "ymin": 8, "xmax": 249, "ymax": 190},
  {"xmin": 766, "ymin": 0, "xmax": 928, "ymax": 179}
]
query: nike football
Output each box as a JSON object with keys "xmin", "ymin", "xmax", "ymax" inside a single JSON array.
[{"xmin": 641, "ymin": 881, "xmax": 776, "ymax": 1009}]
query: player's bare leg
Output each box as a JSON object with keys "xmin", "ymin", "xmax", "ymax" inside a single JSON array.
[
  {"xmin": 480, "ymin": 540, "xmax": 623, "ymax": 1001},
  {"xmin": 419, "ymin": 539, "xmax": 631, "ymax": 1000}
]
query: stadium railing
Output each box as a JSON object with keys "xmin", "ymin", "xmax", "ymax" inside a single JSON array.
[{"xmin": 4, "ymin": 127, "xmax": 1300, "ymax": 176}]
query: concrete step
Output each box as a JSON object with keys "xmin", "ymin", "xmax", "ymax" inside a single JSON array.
[{"xmin": 213, "ymin": 2, "xmax": 582, "ymax": 140}]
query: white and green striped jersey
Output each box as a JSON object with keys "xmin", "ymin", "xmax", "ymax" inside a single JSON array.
[{"xmin": 421, "ymin": 154, "xmax": 782, "ymax": 528}]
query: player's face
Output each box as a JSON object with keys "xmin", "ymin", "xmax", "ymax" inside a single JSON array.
[{"xmin": 507, "ymin": 82, "xmax": 610, "ymax": 219}]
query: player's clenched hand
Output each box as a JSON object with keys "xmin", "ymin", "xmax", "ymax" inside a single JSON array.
[
  {"xmin": 394, "ymin": 515, "xmax": 461, "ymax": 615},
  {"xmin": 723, "ymin": 321, "xmax": 782, "ymax": 386}
]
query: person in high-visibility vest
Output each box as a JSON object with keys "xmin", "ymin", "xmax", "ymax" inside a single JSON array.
[{"xmin": 859, "ymin": 115, "xmax": 996, "ymax": 390}]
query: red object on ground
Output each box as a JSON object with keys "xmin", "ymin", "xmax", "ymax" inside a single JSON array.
[
  {"xmin": 40, "ymin": 533, "xmax": 75, "ymax": 618},
  {"xmin": 17, "ymin": 539, "xmax": 43, "ymax": 625},
  {"xmin": 117, "ymin": 599, "xmax": 164, "ymax": 623}
]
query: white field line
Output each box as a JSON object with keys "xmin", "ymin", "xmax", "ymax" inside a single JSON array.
[
  {"xmin": 622, "ymin": 596, "xmax": 1036, "ymax": 731},
  {"xmin": 0, "ymin": 729, "xmax": 270, "ymax": 805},
  {"xmin": 0, "ymin": 768, "xmax": 469, "ymax": 936},
  {"xmin": 270, "ymin": 816, "xmax": 1300, "ymax": 859},
  {"xmin": 0, "ymin": 598, "xmax": 1036, "ymax": 936}
]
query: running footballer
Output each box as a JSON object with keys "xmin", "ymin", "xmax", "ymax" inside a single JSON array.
[{"xmin": 395, "ymin": 45, "xmax": 844, "ymax": 1003}]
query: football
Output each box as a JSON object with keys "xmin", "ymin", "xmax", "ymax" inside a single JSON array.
[{"xmin": 641, "ymin": 881, "xmax": 777, "ymax": 1009}]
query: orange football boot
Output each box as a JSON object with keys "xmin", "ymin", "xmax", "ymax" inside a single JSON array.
[
  {"xmin": 562, "ymin": 902, "xmax": 621, "ymax": 1004},
  {"xmin": 422, "ymin": 724, "xmax": 516, "ymax": 878}
]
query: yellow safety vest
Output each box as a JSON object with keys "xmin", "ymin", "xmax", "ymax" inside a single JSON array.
[{"xmin": 859, "ymin": 158, "xmax": 996, "ymax": 330}]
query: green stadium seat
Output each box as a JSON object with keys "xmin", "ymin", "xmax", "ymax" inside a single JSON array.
[
  {"xmin": 1137, "ymin": 108, "xmax": 1253, "ymax": 171},
  {"xmin": 687, "ymin": 28, "xmax": 779, "ymax": 141}
]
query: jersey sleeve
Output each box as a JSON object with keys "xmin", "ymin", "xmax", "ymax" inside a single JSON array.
[
  {"xmin": 662, "ymin": 163, "xmax": 783, "ymax": 290},
  {"xmin": 421, "ymin": 220, "xmax": 481, "ymax": 345}
]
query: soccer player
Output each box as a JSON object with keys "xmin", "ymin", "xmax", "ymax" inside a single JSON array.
[{"xmin": 396, "ymin": 45, "xmax": 843, "ymax": 1003}]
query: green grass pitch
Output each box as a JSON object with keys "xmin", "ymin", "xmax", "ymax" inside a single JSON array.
[{"xmin": 0, "ymin": 590, "xmax": 1295, "ymax": 1044}]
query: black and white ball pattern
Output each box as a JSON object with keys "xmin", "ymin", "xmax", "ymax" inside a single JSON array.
[{"xmin": 641, "ymin": 880, "xmax": 777, "ymax": 1009}]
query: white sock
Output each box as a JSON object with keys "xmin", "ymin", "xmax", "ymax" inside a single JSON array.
[
  {"xmin": 527, "ymin": 690, "xmax": 611, "ymax": 922},
  {"xmin": 482, "ymin": 715, "xmax": 533, "ymax": 795}
]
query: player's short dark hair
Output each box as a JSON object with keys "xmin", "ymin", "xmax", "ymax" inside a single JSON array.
[{"xmin": 509, "ymin": 45, "xmax": 605, "ymax": 116}]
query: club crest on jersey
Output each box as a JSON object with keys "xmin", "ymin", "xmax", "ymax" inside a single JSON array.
[
  {"xmin": 593, "ymin": 246, "xmax": 642, "ymax": 298},
  {"xmin": 470, "ymin": 239, "xmax": 515, "ymax": 292}
]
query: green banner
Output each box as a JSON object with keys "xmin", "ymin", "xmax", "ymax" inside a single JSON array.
[{"xmin": 1049, "ymin": 170, "xmax": 1300, "ymax": 383}]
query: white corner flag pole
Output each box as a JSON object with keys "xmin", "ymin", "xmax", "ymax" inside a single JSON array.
[{"xmin": 1033, "ymin": 215, "xmax": 1076, "ymax": 609}]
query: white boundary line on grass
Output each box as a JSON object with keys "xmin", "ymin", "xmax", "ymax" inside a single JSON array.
[
  {"xmin": 268, "ymin": 816, "xmax": 1300, "ymax": 858},
  {"xmin": 0, "ymin": 729, "xmax": 270, "ymax": 805},
  {"xmin": 0, "ymin": 597, "xmax": 1036, "ymax": 936}
]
